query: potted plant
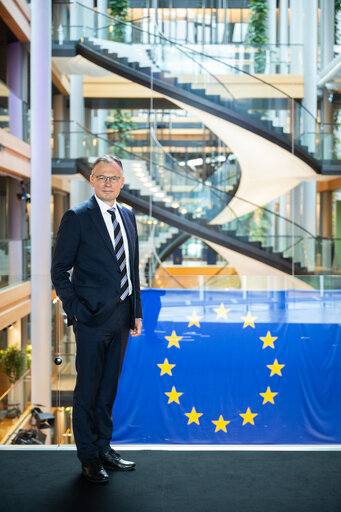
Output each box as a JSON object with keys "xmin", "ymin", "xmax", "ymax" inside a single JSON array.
[
  {"xmin": 246, "ymin": 0, "xmax": 269, "ymax": 73},
  {"xmin": 105, "ymin": 109, "xmax": 136, "ymax": 156},
  {"xmin": 108, "ymin": 0, "xmax": 129, "ymax": 42},
  {"xmin": 0, "ymin": 345, "xmax": 28, "ymax": 384}
]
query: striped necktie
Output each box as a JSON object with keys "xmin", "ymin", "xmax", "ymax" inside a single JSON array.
[{"xmin": 108, "ymin": 207, "xmax": 129, "ymax": 301}]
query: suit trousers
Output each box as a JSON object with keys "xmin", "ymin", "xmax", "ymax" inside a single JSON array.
[{"xmin": 72, "ymin": 298, "xmax": 132, "ymax": 462}]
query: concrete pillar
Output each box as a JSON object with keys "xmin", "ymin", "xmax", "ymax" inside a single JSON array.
[
  {"xmin": 279, "ymin": 0, "xmax": 289, "ymax": 130},
  {"xmin": 320, "ymin": 190, "xmax": 333, "ymax": 269},
  {"xmin": 302, "ymin": 181, "xmax": 317, "ymax": 270},
  {"xmin": 321, "ymin": 0, "xmax": 335, "ymax": 70},
  {"xmin": 70, "ymin": 75, "xmax": 84, "ymax": 158},
  {"xmin": 80, "ymin": 0, "xmax": 95, "ymax": 38},
  {"xmin": 97, "ymin": 0, "xmax": 108, "ymax": 14},
  {"xmin": 70, "ymin": 0, "xmax": 95, "ymax": 39},
  {"xmin": 97, "ymin": 0, "xmax": 108, "ymax": 38},
  {"xmin": 321, "ymin": 0, "xmax": 335, "ymax": 161},
  {"xmin": 30, "ymin": 0, "xmax": 52, "ymax": 413},
  {"xmin": 302, "ymin": 0, "xmax": 318, "ymax": 141},
  {"xmin": 53, "ymin": 94, "xmax": 66, "ymax": 158},
  {"xmin": 97, "ymin": 109, "xmax": 108, "ymax": 155},
  {"xmin": 267, "ymin": 0, "xmax": 277, "ymax": 90},
  {"xmin": 300, "ymin": 0, "xmax": 318, "ymax": 269},
  {"xmin": 290, "ymin": 0, "xmax": 304, "ymax": 73},
  {"xmin": 267, "ymin": 0, "xmax": 277, "ymax": 44},
  {"xmin": 321, "ymin": 88, "xmax": 334, "ymax": 162},
  {"xmin": 8, "ymin": 42, "xmax": 27, "ymax": 141},
  {"xmin": 8, "ymin": 178, "xmax": 25, "ymax": 284},
  {"xmin": 290, "ymin": 185, "xmax": 303, "ymax": 266},
  {"xmin": 70, "ymin": 0, "xmax": 80, "ymax": 39},
  {"xmin": 278, "ymin": 193, "xmax": 287, "ymax": 253},
  {"xmin": 279, "ymin": 0, "xmax": 288, "ymax": 74}
]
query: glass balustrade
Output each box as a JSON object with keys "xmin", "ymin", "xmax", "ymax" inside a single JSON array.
[
  {"xmin": 0, "ymin": 369, "xmax": 31, "ymax": 444},
  {"xmin": 52, "ymin": 3, "xmax": 303, "ymax": 73},
  {"xmin": 52, "ymin": 121, "xmax": 341, "ymax": 274},
  {"xmin": 0, "ymin": 79, "xmax": 29, "ymax": 142},
  {"xmin": 51, "ymin": 3, "xmax": 324, "ymax": 162},
  {"xmin": 52, "ymin": 120, "xmax": 237, "ymax": 225},
  {"xmin": 0, "ymin": 240, "xmax": 31, "ymax": 289}
]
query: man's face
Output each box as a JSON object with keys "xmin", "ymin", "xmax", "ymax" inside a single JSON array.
[{"xmin": 90, "ymin": 161, "xmax": 125, "ymax": 206}]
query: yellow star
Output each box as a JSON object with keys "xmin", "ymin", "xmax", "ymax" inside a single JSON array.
[
  {"xmin": 213, "ymin": 303, "xmax": 230, "ymax": 320},
  {"xmin": 260, "ymin": 386, "xmax": 278, "ymax": 404},
  {"xmin": 164, "ymin": 330, "xmax": 183, "ymax": 349},
  {"xmin": 212, "ymin": 415, "xmax": 231, "ymax": 433},
  {"xmin": 259, "ymin": 331, "xmax": 278, "ymax": 349},
  {"xmin": 240, "ymin": 407, "xmax": 258, "ymax": 425},
  {"xmin": 187, "ymin": 310, "xmax": 203, "ymax": 328},
  {"xmin": 267, "ymin": 359, "xmax": 285, "ymax": 377},
  {"xmin": 185, "ymin": 407, "xmax": 203, "ymax": 425},
  {"xmin": 157, "ymin": 358, "xmax": 175, "ymax": 376},
  {"xmin": 241, "ymin": 311, "xmax": 257, "ymax": 328},
  {"xmin": 165, "ymin": 386, "xmax": 183, "ymax": 404}
]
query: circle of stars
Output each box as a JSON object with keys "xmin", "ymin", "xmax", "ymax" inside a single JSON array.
[{"xmin": 156, "ymin": 305, "xmax": 285, "ymax": 435}]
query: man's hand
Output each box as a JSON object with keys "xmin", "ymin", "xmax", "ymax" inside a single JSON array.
[{"xmin": 130, "ymin": 318, "xmax": 142, "ymax": 337}]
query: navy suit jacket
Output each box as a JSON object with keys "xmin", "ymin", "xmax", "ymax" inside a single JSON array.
[{"xmin": 51, "ymin": 195, "xmax": 142, "ymax": 328}]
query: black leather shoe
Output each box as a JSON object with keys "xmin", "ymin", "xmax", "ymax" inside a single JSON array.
[
  {"xmin": 82, "ymin": 457, "xmax": 109, "ymax": 483},
  {"xmin": 99, "ymin": 448, "xmax": 136, "ymax": 471}
]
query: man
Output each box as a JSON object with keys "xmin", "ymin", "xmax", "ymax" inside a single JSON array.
[{"xmin": 51, "ymin": 155, "xmax": 142, "ymax": 484}]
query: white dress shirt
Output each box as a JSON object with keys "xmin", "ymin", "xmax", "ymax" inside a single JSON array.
[{"xmin": 94, "ymin": 195, "xmax": 133, "ymax": 296}]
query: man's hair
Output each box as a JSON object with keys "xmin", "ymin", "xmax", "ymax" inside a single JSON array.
[{"xmin": 91, "ymin": 155, "xmax": 124, "ymax": 175}]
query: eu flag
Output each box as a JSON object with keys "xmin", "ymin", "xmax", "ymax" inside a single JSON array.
[{"xmin": 112, "ymin": 289, "xmax": 341, "ymax": 444}]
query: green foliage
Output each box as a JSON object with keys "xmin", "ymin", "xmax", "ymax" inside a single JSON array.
[
  {"xmin": 249, "ymin": 208, "xmax": 270, "ymax": 244},
  {"xmin": 109, "ymin": 0, "xmax": 129, "ymax": 19},
  {"xmin": 108, "ymin": 0, "xmax": 129, "ymax": 41},
  {"xmin": 105, "ymin": 110, "xmax": 136, "ymax": 157},
  {"xmin": 246, "ymin": 0, "xmax": 269, "ymax": 73},
  {"xmin": 106, "ymin": 110, "xmax": 136, "ymax": 143},
  {"xmin": 0, "ymin": 345, "xmax": 28, "ymax": 384},
  {"xmin": 335, "ymin": 0, "xmax": 341, "ymax": 44}
]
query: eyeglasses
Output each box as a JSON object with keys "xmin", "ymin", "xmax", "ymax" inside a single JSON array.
[{"xmin": 93, "ymin": 175, "xmax": 122, "ymax": 183}]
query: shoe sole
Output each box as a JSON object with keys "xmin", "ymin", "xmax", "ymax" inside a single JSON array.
[
  {"xmin": 82, "ymin": 472, "xmax": 109, "ymax": 483},
  {"xmin": 103, "ymin": 465, "xmax": 136, "ymax": 471}
]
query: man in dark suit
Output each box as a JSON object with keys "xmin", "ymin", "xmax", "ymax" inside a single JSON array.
[{"xmin": 51, "ymin": 155, "xmax": 142, "ymax": 484}]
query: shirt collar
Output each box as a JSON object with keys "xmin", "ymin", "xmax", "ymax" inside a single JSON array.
[{"xmin": 94, "ymin": 194, "xmax": 117, "ymax": 215}]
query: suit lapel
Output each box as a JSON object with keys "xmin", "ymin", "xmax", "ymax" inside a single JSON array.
[{"xmin": 87, "ymin": 195, "xmax": 119, "ymax": 269}]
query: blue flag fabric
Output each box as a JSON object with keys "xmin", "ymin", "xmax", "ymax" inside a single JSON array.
[{"xmin": 112, "ymin": 289, "xmax": 341, "ymax": 444}]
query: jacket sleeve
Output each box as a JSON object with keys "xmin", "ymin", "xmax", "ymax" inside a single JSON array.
[
  {"xmin": 133, "ymin": 213, "xmax": 143, "ymax": 319},
  {"xmin": 51, "ymin": 209, "xmax": 81, "ymax": 319}
]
